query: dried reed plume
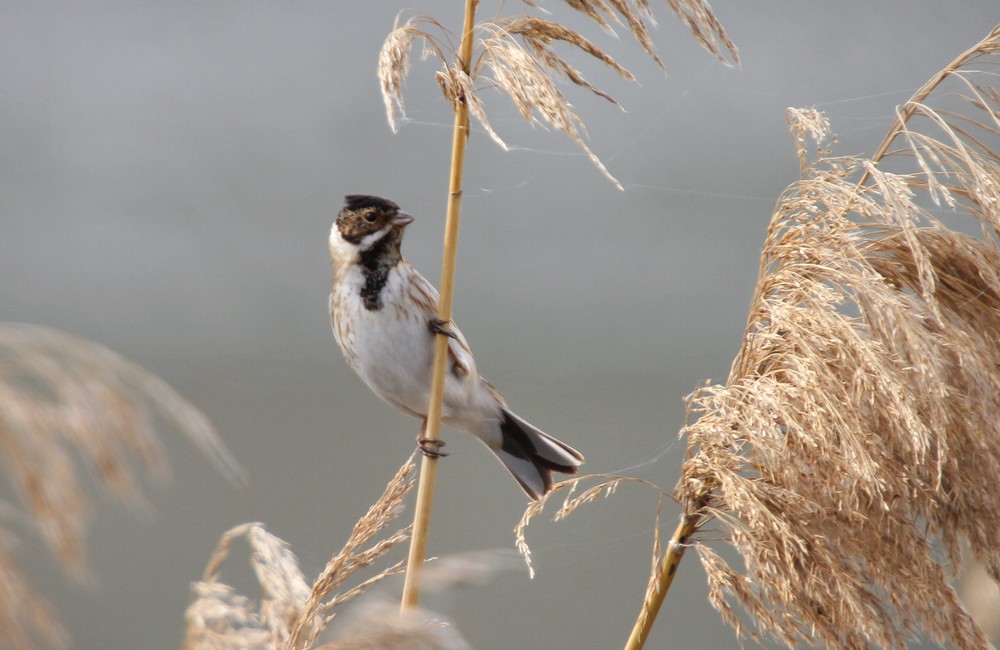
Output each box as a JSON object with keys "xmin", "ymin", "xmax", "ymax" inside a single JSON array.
[
  {"xmin": 672, "ymin": 26, "xmax": 1000, "ymax": 649},
  {"xmin": 0, "ymin": 322, "xmax": 244, "ymax": 650},
  {"xmin": 378, "ymin": 1, "xmax": 737, "ymax": 189},
  {"xmin": 185, "ymin": 459, "xmax": 504, "ymax": 649},
  {"xmin": 184, "ymin": 523, "xmax": 311, "ymax": 650},
  {"xmin": 515, "ymin": 474, "xmax": 664, "ymax": 578},
  {"xmin": 185, "ymin": 458, "xmax": 420, "ymax": 649}
]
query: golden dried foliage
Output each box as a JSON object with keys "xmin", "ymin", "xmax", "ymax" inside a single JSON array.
[
  {"xmin": 378, "ymin": 1, "xmax": 736, "ymax": 189},
  {"xmin": 378, "ymin": 16, "xmax": 448, "ymax": 135},
  {"xmin": 286, "ymin": 458, "xmax": 416, "ymax": 649},
  {"xmin": 475, "ymin": 19, "xmax": 622, "ymax": 186},
  {"xmin": 184, "ymin": 523, "xmax": 311, "ymax": 650},
  {"xmin": 184, "ymin": 459, "xmax": 515, "ymax": 649},
  {"xmin": 675, "ymin": 26, "xmax": 1000, "ymax": 649},
  {"xmin": 559, "ymin": 0, "xmax": 739, "ymax": 68},
  {"xmin": 184, "ymin": 458, "xmax": 419, "ymax": 650},
  {"xmin": 0, "ymin": 323, "xmax": 244, "ymax": 649}
]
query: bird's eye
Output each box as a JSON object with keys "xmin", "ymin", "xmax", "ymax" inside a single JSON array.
[{"xmin": 363, "ymin": 211, "xmax": 378, "ymax": 223}]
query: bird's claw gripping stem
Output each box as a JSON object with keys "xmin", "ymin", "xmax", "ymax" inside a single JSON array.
[
  {"xmin": 417, "ymin": 436, "xmax": 448, "ymax": 458},
  {"xmin": 429, "ymin": 318, "xmax": 459, "ymax": 340}
]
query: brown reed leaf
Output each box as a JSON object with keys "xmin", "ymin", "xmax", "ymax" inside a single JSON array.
[{"xmin": 676, "ymin": 26, "xmax": 1000, "ymax": 649}]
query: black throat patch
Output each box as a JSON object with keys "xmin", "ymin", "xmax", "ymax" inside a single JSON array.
[{"xmin": 358, "ymin": 229, "xmax": 402, "ymax": 311}]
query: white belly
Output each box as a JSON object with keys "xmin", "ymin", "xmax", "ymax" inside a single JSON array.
[
  {"xmin": 332, "ymin": 263, "xmax": 504, "ymax": 440},
  {"xmin": 333, "ymin": 266, "xmax": 435, "ymax": 417}
]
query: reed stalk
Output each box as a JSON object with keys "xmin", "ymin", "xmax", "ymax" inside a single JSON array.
[
  {"xmin": 400, "ymin": 0, "xmax": 478, "ymax": 613},
  {"xmin": 378, "ymin": 0, "xmax": 738, "ymax": 633},
  {"xmin": 623, "ymin": 502, "xmax": 703, "ymax": 650}
]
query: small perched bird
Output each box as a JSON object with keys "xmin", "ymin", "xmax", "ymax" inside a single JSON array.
[{"xmin": 329, "ymin": 195, "xmax": 584, "ymax": 499}]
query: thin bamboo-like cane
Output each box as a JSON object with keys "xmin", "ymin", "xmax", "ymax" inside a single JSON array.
[{"xmin": 400, "ymin": 0, "xmax": 478, "ymax": 613}]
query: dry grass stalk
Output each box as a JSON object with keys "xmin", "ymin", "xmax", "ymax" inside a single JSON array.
[
  {"xmin": 185, "ymin": 459, "xmax": 415, "ymax": 649},
  {"xmin": 671, "ymin": 25, "xmax": 1000, "ymax": 649},
  {"xmin": 0, "ymin": 322, "xmax": 244, "ymax": 649},
  {"xmin": 288, "ymin": 457, "xmax": 416, "ymax": 648},
  {"xmin": 378, "ymin": 1, "xmax": 735, "ymax": 189},
  {"xmin": 514, "ymin": 474, "xmax": 666, "ymax": 578},
  {"xmin": 624, "ymin": 500, "xmax": 701, "ymax": 650}
]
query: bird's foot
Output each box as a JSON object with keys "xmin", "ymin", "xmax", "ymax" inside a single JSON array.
[
  {"xmin": 417, "ymin": 436, "xmax": 448, "ymax": 458},
  {"xmin": 428, "ymin": 318, "xmax": 458, "ymax": 340}
]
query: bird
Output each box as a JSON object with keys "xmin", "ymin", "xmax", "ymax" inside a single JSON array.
[{"xmin": 328, "ymin": 194, "xmax": 584, "ymax": 500}]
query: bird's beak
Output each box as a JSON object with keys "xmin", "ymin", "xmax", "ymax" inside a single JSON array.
[{"xmin": 392, "ymin": 211, "xmax": 414, "ymax": 227}]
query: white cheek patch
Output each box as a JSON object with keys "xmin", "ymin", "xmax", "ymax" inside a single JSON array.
[
  {"xmin": 358, "ymin": 227, "xmax": 390, "ymax": 251},
  {"xmin": 329, "ymin": 223, "xmax": 356, "ymax": 262},
  {"xmin": 329, "ymin": 222, "xmax": 390, "ymax": 261}
]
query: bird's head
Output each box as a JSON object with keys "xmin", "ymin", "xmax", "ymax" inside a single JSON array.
[{"xmin": 330, "ymin": 195, "xmax": 414, "ymax": 268}]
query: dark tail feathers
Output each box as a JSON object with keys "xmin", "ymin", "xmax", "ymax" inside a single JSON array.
[{"xmin": 493, "ymin": 408, "xmax": 584, "ymax": 500}]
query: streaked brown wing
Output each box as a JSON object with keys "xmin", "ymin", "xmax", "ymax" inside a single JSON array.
[{"xmin": 407, "ymin": 265, "xmax": 479, "ymax": 380}]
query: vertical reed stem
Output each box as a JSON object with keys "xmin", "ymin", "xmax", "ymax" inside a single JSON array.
[
  {"xmin": 623, "ymin": 507, "xmax": 701, "ymax": 650},
  {"xmin": 401, "ymin": 0, "xmax": 478, "ymax": 612}
]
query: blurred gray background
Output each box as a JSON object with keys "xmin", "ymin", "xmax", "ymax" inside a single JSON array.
[{"xmin": 2, "ymin": 2, "xmax": 997, "ymax": 648}]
